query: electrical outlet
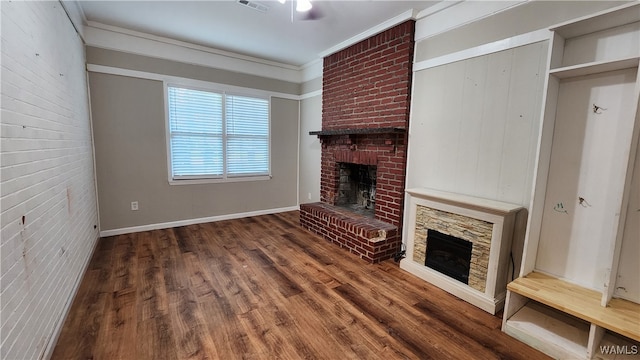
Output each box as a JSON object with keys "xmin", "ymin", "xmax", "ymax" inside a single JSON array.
[
  {"xmin": 308, "ymin": 192, "xmax": 312, "ymax": 200},
  {"xmin": 131, "ymin": 201, "xmax": 139, "ymax": 211}
]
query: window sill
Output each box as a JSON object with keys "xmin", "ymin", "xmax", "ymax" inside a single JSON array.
[{"xmin": 169, "ymin": 175, "xmax": 271, "ymax": 186}]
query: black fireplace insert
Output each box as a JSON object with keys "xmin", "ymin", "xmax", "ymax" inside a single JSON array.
[{"xmin": 425, "ymin": 229, "xmax": 472, "ymax": 284}]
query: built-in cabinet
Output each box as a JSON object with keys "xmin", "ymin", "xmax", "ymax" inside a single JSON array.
[{"xmin": 502, "ymin": 3, "xmax": 640, "ymax": 359}]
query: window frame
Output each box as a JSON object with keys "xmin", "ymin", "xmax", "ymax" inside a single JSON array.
[{"xmin": 164, "ymin": 82, "xmax": 272, "ymax": 185}]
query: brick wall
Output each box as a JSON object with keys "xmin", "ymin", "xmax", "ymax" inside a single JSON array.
[
  {"xmin": 320, "ymin": 134, "xmax": 407, "ymax": 227},
  {"xmin": 1, "ymin": 2, "xmax": 99, "ymax": 359},
  {"xmin": 302, "ymin": 20, "xmax": 414, "ymax": 262},
  {"xmin": 322, "ymin": 20, "xmax": 414, "ymax": 130},
  {"xmin": 321, "ymin": 20, "xmax": 414, "ymax": 229}
]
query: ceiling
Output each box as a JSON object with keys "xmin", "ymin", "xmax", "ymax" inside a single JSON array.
[{"xmin": 78, "ymin": 0, "xmax": 441, "ymax": 67}]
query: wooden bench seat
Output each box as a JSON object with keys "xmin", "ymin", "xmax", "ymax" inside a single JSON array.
[{"xmin": 507, "ymin": 272, "xmax": 640, "ymax": 342}]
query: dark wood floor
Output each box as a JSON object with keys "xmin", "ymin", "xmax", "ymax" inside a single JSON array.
[{"xmin": 52, "ymin": 211, "xmax": 550, "ymax": 360}]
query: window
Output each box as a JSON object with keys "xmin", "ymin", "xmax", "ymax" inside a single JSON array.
[{"xmin": 167, "ymin": 85, "xmax": 270, "ymax": 182}]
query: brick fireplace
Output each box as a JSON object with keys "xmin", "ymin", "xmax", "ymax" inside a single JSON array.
[{"xmin": 300, "ymin": 20, "xmax": 415, "ymax": 263}]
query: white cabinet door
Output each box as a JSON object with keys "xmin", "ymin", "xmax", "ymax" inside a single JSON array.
[
  {"xmin": 536, "ymin": 67, "xmax": 638, "ymax": 290},
  {"xmin": 615, "ymin": 139, "xmax": 640, "ymax": 303}
]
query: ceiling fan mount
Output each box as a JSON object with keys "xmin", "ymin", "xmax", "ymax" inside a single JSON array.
[
  {"xmin": 280, "ymin": 0, "xmax": 324, "ymax": 21},
  {"xmin": 236, "ymin": 0, "xmax": 323, "ymax": 21}
]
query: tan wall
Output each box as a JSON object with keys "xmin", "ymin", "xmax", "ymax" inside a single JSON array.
[
  {"xmin": 89, "ymin": 71, "xmax": 299, "ymax": 231},
  {"xmin": 301, "ymin": 76, "xmax": 322, "ymax": 94},
  {"xmin": 87, "ymin": 47, "xmax": 301, "ymax": 95}
]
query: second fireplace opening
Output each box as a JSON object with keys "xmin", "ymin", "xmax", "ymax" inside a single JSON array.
[{"xmin": 425, "ymin": 229, "xmax": 473, "ymax": 284}]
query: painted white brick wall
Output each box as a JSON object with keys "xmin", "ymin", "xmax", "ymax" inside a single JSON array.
[{"xmin": 1, "ymin": 1, "xmax": 99, "ymax": 359}]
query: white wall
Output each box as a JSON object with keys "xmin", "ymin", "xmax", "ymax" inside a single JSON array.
[
  {"xmin": 298, "ymin": 95, "xmax": 322, "ymax": 203},
  {"xmin": 1, "ymin": 2, "xmax": 99, "ymax": 359},
  {"xmin": 405, "ymin": 1, "xmax": 633, "ymax": 280},
  {"xmin": 407, "ymin": 1, "xmax": 629, "ymax": 207},
  {"xmin": 407, "ymin": 41, "xmax": 548, "ymax": 206}
]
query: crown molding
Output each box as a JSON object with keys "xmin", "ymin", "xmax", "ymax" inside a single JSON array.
[
  {"xmin": 300, "ymin": 58, "xmax": 323, "ymax": 83},
  {"xmin": 318, "ymin": 9, "xmax": 417, "ymax": 59},
  {"xmin": 414, "ymin": 0, "xmax": 527, "ymax": 41},
  {"xmin": 416, "ymin": 1, "xmax": 464, "ymax": 18},
  {"xmin": 60, "ymin": 0, "xmax": 88, "ymax": 40},
  {"xmin": 83, "ymin": 3, "xmax": 473, "ymax": 85},
  {"xmin": 87, "ymin": 21, "xmax": 300, "ymax": 71},
  {"xmin": 84, "ymin": 21, "xmax": 306, "ymax": 83}
]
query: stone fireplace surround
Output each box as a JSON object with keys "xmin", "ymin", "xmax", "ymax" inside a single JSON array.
[
  {"xmin": 400, "ymin": 188, "xmax": 523, "ymax": 314},
  {"xmin": 413, "ymin": 206, "xmax": 493, "ymax": 293}
]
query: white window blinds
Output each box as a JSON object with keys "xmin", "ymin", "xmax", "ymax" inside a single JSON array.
[
  {"xmin": 226, "ymin": 94, "xmax": 269, "ymax": 176},
  {"xmin": 167, "ymin": 86, "xmax": 270, "ymax": 180}
]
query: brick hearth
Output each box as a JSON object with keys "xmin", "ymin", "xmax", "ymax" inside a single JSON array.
[
  {"xmin": 300, "ymin": 202, "xmax": 398, "ymax": 263},
  {"xmin": 300, "ymin": 20, "xmax": 415, "ymax": 263}
]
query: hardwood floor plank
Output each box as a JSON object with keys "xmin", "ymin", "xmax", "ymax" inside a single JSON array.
[
  {"xmin": 333, "ymin": 282, "xmax": 450, "ymax": 359},
  {"xmin": 160, "ymin": 229, "xmax": 192, "ymax": 293},
  {"xmin": 134, "ymin": 231, "xmax": 178, "ymax": 360},
  {"xmin": 200, "ymin": 241, "xmax": 265, "ymax": 315},
  {"xmin": 137, "ymin": 232, "xmax": 169, "ymax": 322},
  {"xmin": 136, "ymin": 315, "xmax": 177, "ymax": 360},
  {"xmin": 50, "ymin": 269, "xmax": 111, "ymax": 360},
  {"xmin": 190, "ymin": 256, "xmax": 253, "ymax": 359},
  {"xmin": 88, "ymin": 235, "xmax": 116, "ymax": 270},
  {"xmin": 249, "ymin": 235, "xmax": 414, "ymax": 358},
  {"xmin": 167, "ymin": 289, "xmax": 219, "ymax": 359},
  {"xmin": 95, "ymin": 287, "xmax": 138, "ymax": 360},
  {"xmin": 197, "ymin": 297, "xmax": 252, "ymax": 360},
  {"xmin": 320, "ymin": 258, "xmax": 503, "ymax": 358},
  {"xmin": 254, "ymin": 302, "xmax": 322, "ymax": 359},
  {"xmin": 261, "ymin": 213, "xmax": 298, "ymax": 232},
  {"xmin": 287, "ymin": 290, "xmax": 394, "ymax": 360},
  {"xmin": 174, "ymin": 226, "xmax": 199, "ymax": 254},
  {"xmin": 51, "ymin": 234, "xmax": 115, "ymax": 359},
  {"xmin": 236, "ymin": 308, "xmax": 289, "ymax": 359},
  {"xmin": 413, "ymin": 299, "xmax": 530, "ymax": 360},
  {"xmin": 258, "ymin": 233, "xmax": 341, "ymax": 288},
  {"xmin": 52, "ymin": 211, "xmax": 551, "ymax": 360},
  {"xmin": 245, "ymin": 248, "xmax": 303, "ymax": 298},
  {"xmin": 112, "ymin": 233, "xmax": 137, "ymax": 292}
]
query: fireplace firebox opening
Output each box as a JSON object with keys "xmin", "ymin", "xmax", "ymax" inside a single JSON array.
[
  {"xmin": 336, "ymin": 163, "xmax": 376, "ymax": 217},
  {"xmin": 425, "ymin": 229, "xmax": 472, "ymax": 284}
]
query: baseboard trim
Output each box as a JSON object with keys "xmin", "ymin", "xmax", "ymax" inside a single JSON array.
[
  {"xmin": 99, "ymin": 206, "xmax": 300, "ymax": 237},
  {"xmin": 399, "ymin": 258, "xmax": 504, "ymax": 315}
]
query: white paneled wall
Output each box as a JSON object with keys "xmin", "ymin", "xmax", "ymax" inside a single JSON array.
[
  {"xmin": 1, "ymin": 2, "xmax": 99, "ymax": 359},
  {"xmin": 407, "ymin": 41, "xmax": 548, "ymax": 207}
]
